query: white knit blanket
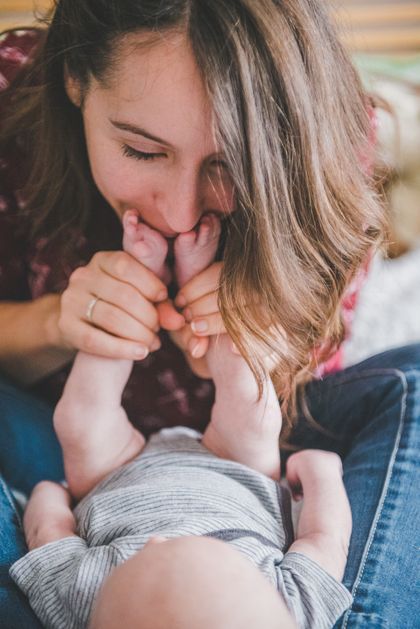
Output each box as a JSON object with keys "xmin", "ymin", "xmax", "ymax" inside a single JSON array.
[{"xmin": 343, "ymin": 246, "xmax": 420, "ymax": 367}]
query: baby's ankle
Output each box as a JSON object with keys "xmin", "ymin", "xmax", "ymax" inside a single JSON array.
[{"xmin": 202, "ymin": 420, "xmax": 281, "ymax": 480}]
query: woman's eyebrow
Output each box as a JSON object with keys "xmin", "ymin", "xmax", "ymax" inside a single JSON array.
[{"xmin": 109, "ymin": 119, "xmax": 174, "ymax": 149}]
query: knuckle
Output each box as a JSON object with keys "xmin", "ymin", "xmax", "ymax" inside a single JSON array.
[
  {"xmin": 68, "ymin": 266, "xmax": 85, "ymax": 284},
  {"xmin": 119, "ymin": 286, "xmax": 140, "ymax": 311},
  {"xmin": 112, "ymin": 251, "xmax": 130, "ymax": 277},
  {"xmin": 91, "ymin": 251, "xmax": 103, "ymax": 266}
]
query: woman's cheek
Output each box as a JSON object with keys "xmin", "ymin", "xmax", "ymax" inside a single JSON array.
[{"xmin": 92, "ymin": 158, "xmax": 152, "ymax": 215}]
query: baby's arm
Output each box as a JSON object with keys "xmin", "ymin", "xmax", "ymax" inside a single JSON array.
[
  {"xmin": 23, "ymin": 481, "xmax": 77, "ymax": 550},
  {"xmin": 10, "ymin": 482, "xmax": 123, "ymax": 629},
  {"xmin": 271, "ymin": 450, "xmax": 353, "ymax": 628},
  {"xmin": 286, "ymin": 449, "xmax": 352, "ymax": 581},
  {"xmin": 54, "ymin": 352, "xmax": 145, "ymax": 501}
]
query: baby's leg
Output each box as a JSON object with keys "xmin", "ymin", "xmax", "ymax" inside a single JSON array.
[
  {"xmin": 54, "ymin": 211, "xmax": 169, "ymax": 500},
  {"xmin": 202, "ymin": 335, "xmax": 281, "ymax": 480},
  {"xmin": 174, "ymin": 215, "xmax": 281, "ymax": 478}
]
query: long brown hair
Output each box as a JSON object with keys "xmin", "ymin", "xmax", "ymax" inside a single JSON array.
[{"xmin": 0, "ymin": 0, "xmax": 387, "ymax": 434}]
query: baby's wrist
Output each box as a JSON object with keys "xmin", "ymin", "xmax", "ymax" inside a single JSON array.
[
  {"xmin": 289, "ymin": 532, "xmax": 349, "ymax": 581},
  {"xmin": 25, "ymin": 506, "xmax": 77, "ymax": 550},
  {"xmin": 27, "ymin": 523, "xmax": 78, "ymax": 550}
]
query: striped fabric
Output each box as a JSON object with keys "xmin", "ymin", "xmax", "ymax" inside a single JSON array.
[{"xmin": 10, "ymin": 428, "xmax": 352, "ymax": 629}]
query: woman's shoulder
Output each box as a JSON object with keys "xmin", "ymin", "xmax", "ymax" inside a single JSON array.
[{"xmin": 0, "ymin": 28, "xmax": 44, "ymax": 92}]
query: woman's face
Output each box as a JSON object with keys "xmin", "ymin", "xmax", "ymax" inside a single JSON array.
[{"xmin": 67, "ymin": 33, "xmax": 234, "ymax": 236}]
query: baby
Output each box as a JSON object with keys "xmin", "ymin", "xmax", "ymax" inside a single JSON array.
[{"xmin": 10, "ymin": 213, "xmax": 353, "ymax": 629}]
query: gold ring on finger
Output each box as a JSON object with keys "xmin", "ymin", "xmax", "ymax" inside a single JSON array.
[{"xmin": 86, "ymin": 296, "xmax": 100, "ymax": 323}]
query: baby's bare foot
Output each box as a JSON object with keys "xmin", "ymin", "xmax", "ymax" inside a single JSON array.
[
  {"xmin": 202, "ymin": 335, "xmax": 281, "ymax": 480},
  {"xmin": 174, "ymin": 213, "xmax": 221, "ymax": 288},
  {"xmin": 122, "ymin": 210, "xmax": 170, "ymax": 283}
]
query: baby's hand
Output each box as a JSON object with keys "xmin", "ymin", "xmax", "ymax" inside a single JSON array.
[
  {"xmin": 286, "ymin": 450, "xmax": 343, "ymax": 500},
  {"xmin": 286, "ymin": 450, "xmax": 351, "ymax": 581},
  {"xmin": 23, "ymin": 481, "xmax": 77, "ymax": 550}
]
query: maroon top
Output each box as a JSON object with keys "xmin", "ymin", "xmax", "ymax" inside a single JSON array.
[
  {"xmin": 0, "ymin": 29, "xmax": 371, "ymax": 435},
  {"xmin": 0, "ymin": 29, "xmax": 215, "ymax": 436}
]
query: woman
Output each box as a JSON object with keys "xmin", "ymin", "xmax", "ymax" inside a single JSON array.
[{"xmin": 0, "ymin": 1, "xmax": 418, "ymax": 627}]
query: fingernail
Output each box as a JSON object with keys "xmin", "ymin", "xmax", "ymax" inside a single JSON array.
[
  {"xmin": 191, "ymin": 319, "xmax": 208, "ymax": 334},
  {"xmin": 190, "ymin": 340, "xmax": 202, "ymax": 358},
  {"xmin": 134, "ymin": 346, "xmax": 149, "ymax": 359},
  {"xmin": 157, "ymin": 290, "xmax": 168, "ymax": 302},
  {"xmin": 151, "ymin": 337, "xmax": 161, "ymax": 352},
  {"xmin": 183, "ymin": 308, "xmax": 192, "ymax": 322},
  {"xmin": 176, "ymin": 294, "xmax": 187, "ymax": 308}
]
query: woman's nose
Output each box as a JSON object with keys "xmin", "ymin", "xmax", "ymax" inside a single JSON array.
[{"xmin": 161, "ymin": 170, "xmax": 203, "ymax": 233}]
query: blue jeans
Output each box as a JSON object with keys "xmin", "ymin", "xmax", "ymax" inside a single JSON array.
[
  {"xmin": 0, "ymin": 375, "xmax": 63, "ymax": 628},
  {"xmin": 1, "ymin": 345, "xmax": 419, "ymax": 628},
  {"xmin": 288, "ymin": 343, "xmax": 420, "ymax": 628}
]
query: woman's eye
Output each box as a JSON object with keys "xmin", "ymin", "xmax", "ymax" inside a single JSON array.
[
  {"xmin": 121, "ymin": 145, "xmax": 166, "ymax": 161},
  {"xmin": 211, "ymin": 159, "xmax": 227, "ymax": 169},
  {"xmin": 209, "ymin": 159, "xmax": 229, "ymax": 174}
]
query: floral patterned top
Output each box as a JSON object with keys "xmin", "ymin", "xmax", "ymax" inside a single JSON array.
[{"xmin": 0, "ymin": 29, "xmax": 371, "ymax": 435}]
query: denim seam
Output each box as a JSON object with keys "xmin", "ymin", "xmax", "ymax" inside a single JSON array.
[
  {"xmin": 341, "ymin": 368, "xmax": 409, "ymax": 628},
  {"xmin": 0, "ymin": 475, "xmax": 23, "ymax": 528},
  {"xmin": 325, "ymin": 367, "xmax": 420, "ymax": 389}
]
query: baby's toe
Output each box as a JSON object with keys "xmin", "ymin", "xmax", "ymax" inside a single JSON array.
[
  {"xmin": 173, "ymin": 230, "xmax": 198, "ymax": 257},
  {"xmin": 123, "ymin": 214, "xmax": 168, "ymax": 278},
  {"xmin": 197, "ymin": 213, "xmax": 221, "ymax": 247}
]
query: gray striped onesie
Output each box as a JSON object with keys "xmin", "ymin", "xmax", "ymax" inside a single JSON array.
[{"xmin": 10, "ymin": 427, "xmax": 352, "ymax": 628}]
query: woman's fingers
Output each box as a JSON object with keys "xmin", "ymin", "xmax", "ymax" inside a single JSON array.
[
  {"xmin": 95, "ymin": 251, "xmax": 168, "ymax": 303},
  {"xmin": 182, "ymin": 290, "xmax": 219, "ymax": 322},
  {"xmin": 156, "ymin": 300, "xmax": 186, "ymax": 331},
  {"xmin": 73, "ymin": 322, "xmax": 157, "ymax": 359},
  {"xmin": 82, "ymin": 299, "xmax": 161, "ymax": 348},
  {"xmin": 169, "ymin": 328, "xmax": 211, "ymax": 378},
  {"xmin": 59, "ymin": 250, "xmax": 170, "ymax": 355},
  {"xmin": 190, "ymin": 311, "xmax": 226, "ymax": 337},
  {"xmin": 169, "ymin": 322, "xmax": 209, "ymax": 359},
  {"xmin": 60, "ymin": 289, "xmax": 161, "ymax": 353},
  {"xmin": 175, "ymin": 262, "xmax": 222, "ymax": 308},
  {"xmin": 172, "ymin": 263, "xmax": 227, "ymax": 339},
  {"xmin": 188, "ymin": 334, "xmax": 210, "ymax": 359},
  {"xmin": 86, "ymin": 274, "xmax": 160, "ymax": 331}
]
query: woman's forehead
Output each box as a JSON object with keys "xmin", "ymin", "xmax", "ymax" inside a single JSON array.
[{"xmin": 94, "ymin": 31, "xmax": 218, "ymax": 154}]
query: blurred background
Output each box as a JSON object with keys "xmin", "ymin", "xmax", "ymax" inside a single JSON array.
[{"xmin": 1, "ymin": 0, "xmax": 420, "ymax": 365}]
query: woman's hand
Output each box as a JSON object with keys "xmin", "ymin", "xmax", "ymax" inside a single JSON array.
[
  {"xmin": 157, "ymin": 261, "xmax": 229, "ymax": 379},
  {"xmin": 23, "ymin": 481, "xmax": 77, "ymax": 550},
  {"xmin": 57, "ymin": 251, "xmax": 172, "ymax": 359},
  {"xmin": 167, "ymin": 325, "xmax": 212, "ymax": 379},
  {"xmin": 175, "ymin": 262, "xmax": 225, "ymax": 339},
  {"xmin": 158, "ymin": 262, "xmax": 227, "ymax": 363}
]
